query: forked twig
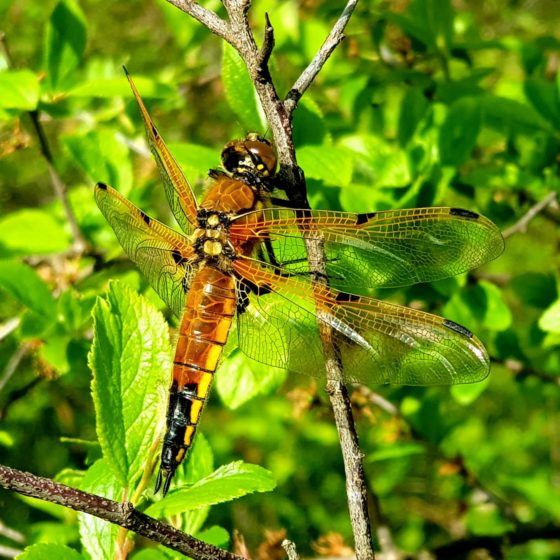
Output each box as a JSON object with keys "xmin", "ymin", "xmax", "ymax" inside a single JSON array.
[{"xmin": 164, "ymin": 1, "xmax": 373, "ymax": 558}]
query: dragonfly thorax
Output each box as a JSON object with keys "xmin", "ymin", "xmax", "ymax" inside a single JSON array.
[{"xmin": 193, "ymin": 209, "xmax": 235, "ymax": 263}]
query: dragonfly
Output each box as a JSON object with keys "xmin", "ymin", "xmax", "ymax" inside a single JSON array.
[{"xmin": 95, "ymin": 71, "xmax": 504, "ymax": 495}]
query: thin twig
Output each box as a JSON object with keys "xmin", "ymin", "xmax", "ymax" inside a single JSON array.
[
  {"xmin": 0, "ymin": 343, "xmax": 31, "ymax": 394},
  {"xmin": 0, "ymin": 465, "xmax": 242, "ymax": 560},
  {"xmin": 282, "ymin": 539, "xmax": 300, "ymax": 560},
  {"xmin": 0, "ymin": 544, "xmax": 22, "ymax": 558},
  {"xmin": 284, "ymin": 0, "xmax": 359, "ymax": 115},
  {"xmin": 0, "ymin": 33, "xmax": 87, "ymax": 254},
  {"xmin": 0, "ymin": 317, "xmax": 21, "ymax": 342},
  {"xmin": 502, "ymin": 191, "xmax": 557, "ymax": 239}
]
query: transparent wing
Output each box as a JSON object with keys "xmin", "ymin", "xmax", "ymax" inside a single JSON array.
[
  {"xmin": 229, "ymin": 207, "xmax": 504, "ymax": 289},
  {"xmin": 125, "ymin": 69, "xmax": 198, "ymax": 233},
  {"xmin": 95, "ymin": 183, "xmax": 197, "ymax": 317},
  {"xmin": 232, "ymin": 257, "xmax": 489, "ymax": 386}
]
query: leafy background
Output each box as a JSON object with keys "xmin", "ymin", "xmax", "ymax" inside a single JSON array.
[{"xmin": 1, "ymin": 0, "xmax": 560, "ymax": 558}]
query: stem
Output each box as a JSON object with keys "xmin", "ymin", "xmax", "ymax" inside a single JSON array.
[{"xmin": 0, "ymin": 465, "xmax": 241, "ymax": 560}]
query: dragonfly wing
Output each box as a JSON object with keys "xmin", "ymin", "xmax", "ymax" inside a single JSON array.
[
  {"xmin": 230, "ymin": 207, "xmax": 504, "ymax": 289},
  {"xmin": 233, "ymin": 257, "xmax": 489, "ymax": 386},
  {"xmin": 125, "ymin": 69, "xmax": 198, "ymax": 234},
  {"xmin": 95, "ymin": 183, "xmax": 197, "ymax": 317}
]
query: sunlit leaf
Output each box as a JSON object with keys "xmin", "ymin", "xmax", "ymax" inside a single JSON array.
[
  {"xmin": 145, "ymin": 461, "xmax": 276, "ymax": 517},
  {"xmin": 222, "ymin": 43, "xmax": 265, "ymax": 132},
  {"xmin": 64, "ymin": 128, "xmax": 133, "ymax": 194},
  {"xmin": 78, "ymin": 459, "xmax": 121, "ymax": 560},
  {"xmin": 16, "ymin": 543, "xmax": 84, "ymax": 560},
  {"xmin": 0, "ymin": 209, "xmax": 71, "ymax": 256},
  {"xmin": 89, "ymin": 281, "xmax": 171, "ymax": 487},
  {"xmin": 0, "ymin": 69, "xmax": 40, "ymax": 110},
  {"xmin": 216, "ymin": 348, "xmax": 286, "ymax": 410}
]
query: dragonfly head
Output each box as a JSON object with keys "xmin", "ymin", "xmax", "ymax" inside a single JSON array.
[{"xmin": 221, "ymin": 133, "xmax": 277, "ymax": 181}]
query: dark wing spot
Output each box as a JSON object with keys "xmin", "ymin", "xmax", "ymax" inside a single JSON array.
[
  {"xmin": 335, "ymin": 292, "xmax": 360, "ymax": 303},
  {"xmin": 236, "ymin": 278, "xmax": 273, "ymax": 313},
  {"xmin": 355, "ymin": 212, "xmax": 377, "ymax": 226},
  {"xmin": 443, "ymin": 319, "xmax": 473, "ymax": 338},
  {"xmin": 151, "ymin": 123, "xmax": 160, "ymax": 139},
  {"xmin": 139, "ymin": 210, "xmax": 151, "ymax": 225},
  {"xmin": 450, "ymin": 208, "xmax": 479, "ymax": 220},
  {"xmin": 171, "ymin": 248, "xmax": 183, "ymax": 265},
  {"xmin": 96, "ymin": 182, "xmax": 108, "ymax": 191}
]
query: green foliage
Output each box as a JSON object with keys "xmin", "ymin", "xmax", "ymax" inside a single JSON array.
[
  {"xmin": 1, "ymin": 0, "xmax": 559, "ymax": 558},
  {"xmin": 89, "ymin": 281, "xmax": 171, "ymax": 487}
]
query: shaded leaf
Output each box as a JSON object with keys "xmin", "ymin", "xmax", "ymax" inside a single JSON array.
[
  {"xmin": 44, "ymin": 0, "xmax": 87, "ymax": 91},
  {"xmin": 439, "ymin": 97, "xmax": 481, "ymax": 166}
]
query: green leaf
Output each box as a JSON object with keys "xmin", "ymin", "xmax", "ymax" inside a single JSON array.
[
  {"xmin": 67, "ymin": 77, "xmax": 175, "ymax": 99},
  {"xmin": 168, "ymin": 142, "xmax": 220, "ymax": 185},
  {"xmin": 0, "ymin": 260, "xmax": 56, "ymax": 316},
  {"xmin": 16, "ymin": 544, "xmax": 84, "ymax": 560},
  {"xmin": 78, "ymin": 459, "xmax": 121, "ymax": 560},
  {"xmin": 130, "ymin": 550, "xmax": 169, "ymax": 560},
  {"xmin": 450, "ymin": 376, "xmax": 490, "ymax": 404},
  {"xmin": 466, "ymin": 504, "xmax": 514, "ymax": 536},
  {"xmin": 390, "ymin": 0, "xmax": 454, "ymax": 52},
  {"xmin": 89, "ymin": 281, "xmax": 171, "ymax": 487},
  {"xmin": 292, "ymin": 98, "xmax": 328, "ymax": 147},
  {"xmin": 0, "ymin": 209, "xmax": 71, "ymax": 257},
  {"xmin": 443, "ymin": 281, "xmax": 512, "ymax": 333},
  {"xmin": 439, "ymin": 97, "xmax": 481, "ymax": 166},
  {"xmin": 222, "ymin": 43, "xmax": 266, "ymax": 132},
  {"xmin": 369, "ymin": 443, "xmax": 426, "ymax": 462},
  {"xmin": 146, "ymin": 461, "xmax": 276, "ymax": 517},
  {"xmin": 64, "ymin": 128, "xmax": 133, "ymax": 194},
  {"xmin": 0, "ymin": 70, "xmax": 40, "ymax": 110},
  {"xmin": 539, "ymin": 299, "xmax": 560, "ymax": 334},
  {"xmin": 398, "ymin": 87, "xmax": 430, "ymax": 146},
  {"xmin": 44, "ymin": 0, "xmax": 87, "ymax": 92},
  {"xmin": 481, "ymin": 95, "xmax": 551, "ymax": 134},
  {"xmin": 196, "ymin": 526, "xmax": 230, "ymax": 548},
  {"xmin": 297, "ymin": 145, "xmax": 354, "ymax": 188},
  {"xmin": 524, "ymin": 78, "xmax": 560, "ymax": 130},
  {"xmin": 215, "ymin": 349, "xmax": 287, "ymax": 410}
]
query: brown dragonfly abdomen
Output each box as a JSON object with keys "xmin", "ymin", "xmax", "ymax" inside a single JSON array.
[{"xmin": 156, "ymin": 266, "xmax": 236, "ymax": 494}]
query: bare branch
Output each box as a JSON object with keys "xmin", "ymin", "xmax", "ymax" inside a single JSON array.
[
  {"xmin": 326, "ymin": 381, "xmax": 375, "ymax": 560},
  {"xmin": 0, "ymin": 465, "xmax": 242, "ymax": 560},
  {"xmin": 502, "ymin": 191, "xmax": 557, "ymax": 239},
  {"xmin": 164, "ymin": 0, "xmax": 230, "ymax": 41},
  {"xmin": 284, "ymin": 0, "xmax": 359, "ymax": 115}
]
